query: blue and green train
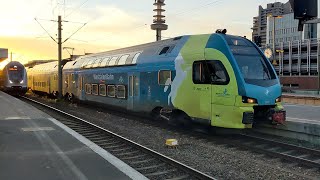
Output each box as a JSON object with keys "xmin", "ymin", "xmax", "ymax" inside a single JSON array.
[{"xmin": 28, "ymin": 31, "xmax": 286, "ymax": 129}]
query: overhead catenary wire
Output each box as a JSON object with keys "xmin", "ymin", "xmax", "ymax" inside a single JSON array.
[
  {"xmin": 34, "ymin": 18, "xmax": 57, "ymax": 43},
  {"xmin": 63, "ymin": 22, "xmax": 88, "ymax": 43},
  {"xmin": 65, "ymin": 0, "xmax": 90, "ymax": 18}
]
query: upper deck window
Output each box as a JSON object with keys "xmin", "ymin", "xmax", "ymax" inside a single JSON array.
[
  {"xmin": 118, "ymin": 55, "xmax": 129, "ymax": 65},
  {"xmin": 108, "ymin": 57, "xmax": 118, "ymax": 66},
  {"xmin": 100, "ymin": 57, "xmax": 110, "ymax": 67},
  {"xmin": 132, "ymin": 52, "xmax": 141, "ymax": 64}
]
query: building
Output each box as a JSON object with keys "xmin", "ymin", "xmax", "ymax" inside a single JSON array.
[
  {"xmin": 252, "ymin": 2, "xmax": 292, "ymax": 47},
  {"xmin": 0, "ymin": 48, "xmax": 8, "ymax": 62},
  {"xmin": 252, "ymin": 1, "xmax": 320, "ymax": 90}
]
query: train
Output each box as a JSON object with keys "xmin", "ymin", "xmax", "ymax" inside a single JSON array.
[
  {"xmin": 0, "ymin": 61, "xmax": 28, "ymax": 95},
  {"xmin": 27, "ymin": 31, "xmax": 286, "ymax": 129}
]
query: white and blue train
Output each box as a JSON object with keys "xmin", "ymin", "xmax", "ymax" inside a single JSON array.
[
  {"xmin": 27, "ymin": 33, "xmax": 286, "ymax": 129},
  {"xmin": 0, "ymin": 61, "xmax": 28, "ymax": 95}
]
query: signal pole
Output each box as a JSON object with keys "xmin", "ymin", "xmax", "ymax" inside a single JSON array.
[{"xmin": 58, "ymin": 15, "xmax": 63, "ymax": 99}]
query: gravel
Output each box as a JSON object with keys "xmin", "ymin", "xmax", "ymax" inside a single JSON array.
[{"xmin": 25, "ymin": 94, "xmax": 320, "ymax": 180}]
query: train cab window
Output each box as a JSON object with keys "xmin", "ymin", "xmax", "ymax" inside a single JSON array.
[
  {"xmin": 108, "ymin": 57, "xmax": 118, "ymax": 66},
  {"xmin": 85, "ymin": 84, "xmax": 92, "ymax": 94},
  {"xmin": 99, "ymin": 84, "xmax": 106, "ymax": 96},
  {"xmin": 92, "ymin": 84, "xmax": 98, "ymax": 95},
  {"xmin": 193, "ymin": 60, "xmax": 229, "ymax": 85},
  {"xmin": 100, "ymin": 57, "xmax": 110, "ymax": 67},
  {"xmin": 131, "ymin": 52, "xmax": 141, "ymax": 64},
  {"xmin": 116, "ymin": 85, "xmax": 126, "ymax": 99},
  {"xmin": 118, "ymin": 55, "xmax": 129, "ymax": 65},
  {"xmin": 158, "ymin": 70, "xmax": 172, "ymax": 85},
  {"xmin": 107, "ymin": 85, "xmax": 116, "ymax": 97}
]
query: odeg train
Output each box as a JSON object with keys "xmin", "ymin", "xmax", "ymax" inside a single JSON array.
[
  {"xmin": 27, "ymin": 30, "xmax": 286, "ymax": 129},
  {"xmin": 0, "ymin": 61, "xmax": 28, "ymax": 95}
]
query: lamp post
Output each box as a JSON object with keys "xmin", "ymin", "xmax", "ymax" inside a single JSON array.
[{"xmin": 269, "ymin": 14, "xmax": 282, "ymax": 73}]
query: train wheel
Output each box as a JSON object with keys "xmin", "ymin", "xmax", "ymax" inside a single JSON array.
[{"xmin": 169, "ymin": 111, "xmax": 192, "ymax": 127}]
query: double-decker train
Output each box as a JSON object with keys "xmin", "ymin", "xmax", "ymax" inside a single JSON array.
[
  {"xmin": 27, "ymin": 31, "xmax": 286, "ymax": 129},
  {"xmin": 0, "ymin": 61, "xmax": 28, "ymax": 95}
]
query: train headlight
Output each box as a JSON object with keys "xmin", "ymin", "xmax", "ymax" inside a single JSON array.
[
  {"xmin": 242, "ymin": 96, "xmax": 257, "ymax": 104},
  {"xmin": 9, "ymin": 80, "xmax": 13, "ymax": 84},
  {"xmin": 20, "ymin": 80, "xmax": 24, "ymax": 84},
  {"xmin": 275, "ymin": 97, "xmax": 281, "ymax": 103}
]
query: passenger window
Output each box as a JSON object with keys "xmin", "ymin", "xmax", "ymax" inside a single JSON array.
[
  {"xmin": 117, "ymin": 85, "xmax": 126, "ymax": 99},
  {"xmin": 158, "ymin": 70, "xmax": 171, "ymax": 85},
  {"xmin": 107, "ymin": 85, "xmax": 115, "ymax": 97},
  {"xmin": 99, "ymin": 84, "xmax": 106, "ymax": 96},
  {"xmin": 92, "ymin": 84, "xmax": 98, "ymax": 95},
  {"xmin": 118, "ymin": 55, "xmax": 129, "ymax": 65},
  {"xmin": 192, "ymin": 60, "xmax": 229, "ymax": 85},
  {"xmin": 86, "ymin": 59, "xmax": 94, "ymax": 68},
  {"xmin": 100, "ymin": 57, "xmax": 110, "ymax": 67},
  {"xmin": 85, "ymin": 84, "xmax": 92, "ymax": 94},
  {"xmin": 92, "ymin": 59, "xmax": 101, "ymax": 68},
  {"xmin": 131, "ymin": 52, "xmax": 141, "ymax": 64},
  {"xmin": 108, "ymin": 57, "xmax": 118, "ymax": 66}
]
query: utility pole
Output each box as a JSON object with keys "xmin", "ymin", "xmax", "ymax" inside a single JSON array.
[
  {"xmin": 10, "ymin": 52, "xmax": 12, "ymax": 62},
  {"xmin": 58, "ymin": 15, "xmax": 63, "ymax": 99}
]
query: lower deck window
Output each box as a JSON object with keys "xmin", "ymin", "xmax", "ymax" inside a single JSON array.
[
  {"xmin": 99, "ymin": 84, "xmax": 106, "ymax": 96},
  {"xmin": 85, "ymin": 84, "xmax": 91, "ymax": 94},
  {"xmin": 107, "ymin": 85, "xmax": 115, "ymax": 97},
  {"xmin": 117, "ymin": 85, "xmax": 126, "ymax": 99},
  {"xmin": 92, "ymin": 84, "xmax": 98, "ymax": 95}
]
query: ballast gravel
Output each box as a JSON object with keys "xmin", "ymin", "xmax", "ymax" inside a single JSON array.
[{"xmin": 28, "ymin": 95, "xmax": 320, "ymax": 180}]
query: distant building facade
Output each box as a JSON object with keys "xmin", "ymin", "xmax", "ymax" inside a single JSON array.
[
  {"xmin": 252, "ymin": 2, "xmax": 292, "ymax": 47},
  {"xmin": 252, "ymin": 1, "xmax": 320, "ymax": 90}
]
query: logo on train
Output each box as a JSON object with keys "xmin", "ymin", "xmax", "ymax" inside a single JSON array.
[
  {"xmin": 93, "ymin": 74, "xmax": 114, "ymax": 80},
  {"xmin": 216, "ymin": 88, "xmax": 230, "ymax": 97}
]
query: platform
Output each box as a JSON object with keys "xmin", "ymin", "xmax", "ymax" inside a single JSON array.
[
  {"xmin": 0, "ymin": 91, "xmax": 147, "ymax": 180},
  {"xmin": 254, "ymin": 103, "xmax": 320, "ymax": 145}
]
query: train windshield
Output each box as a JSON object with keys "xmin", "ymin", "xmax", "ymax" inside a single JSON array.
[
  {"xmin": 8, "ymin": 65, "xmax": 24, "ymax": 81},
  {"xmin": 226, "ymin": 37, "xmax": 277, "ymax": 85}
]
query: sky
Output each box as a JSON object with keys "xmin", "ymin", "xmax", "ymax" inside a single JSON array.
[{"xmin": 0, "ymin": 0, "xmax": 289, "ymax": 65}]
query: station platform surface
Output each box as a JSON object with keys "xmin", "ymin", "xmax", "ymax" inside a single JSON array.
[{"xmin": 0, "ymin": 91, "xmax": 147, "ymax": 180}]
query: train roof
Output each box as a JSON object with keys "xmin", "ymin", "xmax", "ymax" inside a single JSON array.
[
  {"xmin": 27, "ymin": 61, "xmax": 58, "ymax": 73},
  {"xmin": 63, "ymin": 35, "xmax": 189, "ymax": 70},
  {"xmin": 1, "ymin": 61, "xmax": 25, "ymax": 71}
]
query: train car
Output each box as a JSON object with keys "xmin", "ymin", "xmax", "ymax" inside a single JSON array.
[
  {"xmin": 27, "ymin": 61, "xmax": 59, "ymax": 97},
  {"xmin": 60, "ymin": 31, "xmax": 285, "ymax": 129},
  {"xmin": 0, "ymin": 61, "xmax": 28, "ymax": 95}
]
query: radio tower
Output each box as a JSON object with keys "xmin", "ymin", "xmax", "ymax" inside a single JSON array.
[{"xmin": 151, "ymin": 0, "xmax": 168, "ymax": 41}]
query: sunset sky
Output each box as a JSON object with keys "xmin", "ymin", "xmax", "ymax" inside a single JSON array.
[{"xmin": 0, "ymin": 0, "xmax": 288, "ymax": 65}]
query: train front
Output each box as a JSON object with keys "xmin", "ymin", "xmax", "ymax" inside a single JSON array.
[
  {"xmin": 4, "ymin": 61, "xmax": 28, "ymax": 94},
  {"xmin": 223, "ymin": 35, "xmax": 286, "ymax": 126}
]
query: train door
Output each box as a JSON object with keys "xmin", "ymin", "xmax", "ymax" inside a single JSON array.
[
  {"xmin": 78, "ymin": 75, "xmax": 85, "ymax": 100},
  {"xmin": 192, "ymin": 61, "xmax": 212, "ymax": 123},
  {"xmin": 206, "ymin": 59, "xmax": 237, "ymax": 127},
  {"xmin": 128, "ymin": 72, "xmax": 139, "ymax": 111}
]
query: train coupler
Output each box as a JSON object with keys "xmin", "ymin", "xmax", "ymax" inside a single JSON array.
[{"xmin": 271, "ymin": 110, "xmax": 286, "ymax": 125}]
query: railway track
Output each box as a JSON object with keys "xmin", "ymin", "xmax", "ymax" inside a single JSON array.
[
  {"xmin": 21, "ymin": 96, "xmax": 215, "ymax": 180},
  {"xmin": 231, "ymin": 134, "xmax": 320, "ymax": 169}
]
